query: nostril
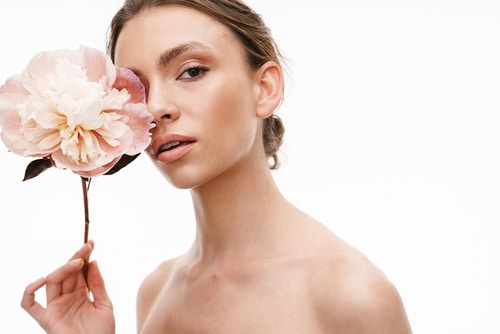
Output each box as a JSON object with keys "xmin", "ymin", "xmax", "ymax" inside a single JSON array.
[{"xmin": 161, "ymin": 114, "xmax": 172, "ymax": 119}]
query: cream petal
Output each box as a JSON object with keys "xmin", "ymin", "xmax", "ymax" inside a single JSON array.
[{"xmin": 25, "ymin": 98, "xmax": 63, "ymax": 129}]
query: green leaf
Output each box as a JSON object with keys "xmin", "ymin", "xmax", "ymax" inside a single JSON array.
[
  {"xmin": 104, "ymin": 153, "xmax": 141, "ymax": 176},
  {"xmin": 23, "ymin": 158, "xmax": 53, "ymax": 181}
]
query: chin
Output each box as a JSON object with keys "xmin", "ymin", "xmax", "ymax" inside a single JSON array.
[{"xmin": 151, "ymin": 161, "xmax": 206, "ymax": 190}]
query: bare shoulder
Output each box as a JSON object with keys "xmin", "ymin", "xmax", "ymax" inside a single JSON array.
[
  {"xmin": 136, "ymin": 258, "xmax": 177, "ymax": 330},
  {"xmin": 307, "ymin": 226, "xmax": 412, "ymax": 333}
]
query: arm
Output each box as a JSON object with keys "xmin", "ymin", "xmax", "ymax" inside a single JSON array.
[
  {"xmin": 345, "ymin": 274, "xmax": 413, "ymax": 333},
  {"xmin": 21, "ymin": 241, "xmax": 115, "ymax": 334},
  {"xmin": 315, "ymin": 256, "xmax": 412, "ymax": 333},
  {"xmin": 136, "ymin": 259, "xmax": 175, "ymax": 333}
]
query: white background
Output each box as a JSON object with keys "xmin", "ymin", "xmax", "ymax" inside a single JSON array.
[{"xmin": 1, "ymin": 1, "xmax": 499, "ymax": 333}]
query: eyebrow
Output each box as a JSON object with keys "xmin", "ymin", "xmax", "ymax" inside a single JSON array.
[{"xmin": 156, "ymin": 41, "xmax": 210, "ymax": 70}]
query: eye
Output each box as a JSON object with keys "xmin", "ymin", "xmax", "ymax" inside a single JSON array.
[{"xmin": 178, "ymin": 66, "xmax": 208, "ymax": 80}]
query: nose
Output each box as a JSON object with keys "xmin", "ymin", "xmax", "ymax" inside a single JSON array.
[{"xmin": 147, "ymin": 83, "xmax": 180, "ymax": 123}]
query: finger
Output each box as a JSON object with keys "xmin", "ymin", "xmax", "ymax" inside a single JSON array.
[
  {"xmin": 87, "ymin": 261, "xmax": 113, "ymax": 309},
  {"xmin": 45, "ymin": 258, "xmax": 84, "ymax": 301},
  {"xmin": 67, "ymin": 240, "xmax": 94, "ymax": 262},
  {"xmin": 57, "ymin": 241, "xmax": 95, "ymax": 296},
  {"xmin": 21, "ymin": 277, "xmax": 47, "ymax": 322}
]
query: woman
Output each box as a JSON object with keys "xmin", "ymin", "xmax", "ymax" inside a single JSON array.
[{"xmin": 21, "ymin": 0, "xmax": 412, "ymax": 332}]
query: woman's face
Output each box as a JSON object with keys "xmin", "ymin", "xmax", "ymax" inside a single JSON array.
[{"xmin": 114, "ymin": 5, "xmax": 264, "ymax": 189}]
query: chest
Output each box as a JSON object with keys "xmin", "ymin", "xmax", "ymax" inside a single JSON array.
[{"xmin": 139, "ymin": 268, "xmax": 321, "ymax": 333}]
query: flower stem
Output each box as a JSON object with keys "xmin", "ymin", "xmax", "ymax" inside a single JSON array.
[{"xmin": 81, "ymin": 177, "xmax": 90, "ymax": 284}]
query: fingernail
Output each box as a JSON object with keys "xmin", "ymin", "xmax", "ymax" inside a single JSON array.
[
  {"xmin": 68, "ymin": 258, "xmax": 83, "ymax": 267},
  {"xmin": 79, "ymin": 242, "xmax": 92, "ymax": 252}
]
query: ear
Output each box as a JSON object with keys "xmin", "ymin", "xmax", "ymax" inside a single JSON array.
[{"xmin": 255, "ymin": 61, "xmax": 283, "ymax": 119}]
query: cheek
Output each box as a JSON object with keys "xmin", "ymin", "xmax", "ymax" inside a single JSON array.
[
  {"xmin": 206, "ymin": 90, "xmax": 256, "ymax": 147},
  {"xmin": 210, "ymin": 97, "xmax": 259, "ymax": 164},
  {"xmin": 203, "ymin": 75, "xmax": 257, "ymax": 131}
]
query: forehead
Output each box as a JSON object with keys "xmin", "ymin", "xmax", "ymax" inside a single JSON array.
[{"xmin": 114, "ymin": 5, "xmax": 241, "ymax": 67}]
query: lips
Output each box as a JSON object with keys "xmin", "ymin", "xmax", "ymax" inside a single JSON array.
[
  {"xmin": 158, "ymin": 140, "xmax": 193, "ymax": 153},
  {"xmin": 151, "ymin": 134, "xmax": 196, "ymax": 163}
]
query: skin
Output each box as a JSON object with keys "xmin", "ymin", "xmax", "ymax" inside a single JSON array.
[
  {"xmin": 22, "ymin": 5, "xmax": 412, "ymax": 334},
  {"xmin": 21, "ymin": 241, "xmax": 115, "ymax": 334}
]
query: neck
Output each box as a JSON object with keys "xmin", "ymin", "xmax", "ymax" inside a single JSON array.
[{"xmin": 188, "ymin": 158, "xmax": 291, "ymax": 264}]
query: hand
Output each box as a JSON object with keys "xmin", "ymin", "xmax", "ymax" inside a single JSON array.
[{"xmin": 21, "ymin": 241, "xmax": 115, "ymax": 334}]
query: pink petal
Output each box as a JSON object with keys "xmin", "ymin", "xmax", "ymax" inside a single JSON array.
[
  {"xmin": 72, "ymin": 156, "xmax": 122, "ymax": 178},
  {"xmin": 0, "ymin": 75, "xmax": 27, "ymax": 95},
  {"xmin": 113, "ymin": 67, "xmax": 146, "ymax": 104},
  {"xmin": 0, "ymin": 77, "xmax": 30, "ymax": 155},
  {"xmin": 79, "ymin": 45, "xmax": 116, "ymax": 85},
  {"xmin": 117, "ymin": 103, "xmax": 154, "ymax": 155},
  {"xmin": 51, "ymin": 147, "xmax": 120, "ymax": 176}
]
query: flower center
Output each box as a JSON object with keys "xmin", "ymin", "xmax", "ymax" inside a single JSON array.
[{"xmin": 58, "ymin": 124, "xmax": 74, "ymax": 139}]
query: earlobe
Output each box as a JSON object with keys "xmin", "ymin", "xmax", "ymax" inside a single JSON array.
[{"xmin": 256, "ymin": 61, "xmax": 283, "ymax": 119}]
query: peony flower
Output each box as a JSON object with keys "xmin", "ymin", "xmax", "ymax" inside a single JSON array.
[
  {"xmin": 0, "ymin": 46, "xmax": 155, "ymax": 281},
  {"xmin": 0, "ymin": 45, "xmax": 154, "ymax": 178}
]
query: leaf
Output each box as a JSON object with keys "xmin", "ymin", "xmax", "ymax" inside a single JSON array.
[
  {"xmin": 23, "ymin": 158, "xmax": 53, "ymax": 181},
  {"xmin": 104, "ymin": 153, "xmax": 141, "ymax": 176}
]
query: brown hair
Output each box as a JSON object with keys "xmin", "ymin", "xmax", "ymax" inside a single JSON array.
[{"xmin": 107, "ymin": 0, "xmax": 285, "ymax": 169}]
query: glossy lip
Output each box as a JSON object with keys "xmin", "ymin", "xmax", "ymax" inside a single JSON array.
[{"xmin": 151, "ymin": 134, "xmax": 196, "ymax": 163}]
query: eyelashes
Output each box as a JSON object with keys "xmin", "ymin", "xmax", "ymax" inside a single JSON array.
[
  {"xmin": 142, "ymin": 64, "xmax": 210, "ymax": 99},
  {"xmin": 178, "ymin": 65, "xmax": 209, "ymax": 80}
]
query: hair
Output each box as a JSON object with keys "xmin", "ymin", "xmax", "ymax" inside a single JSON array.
[{"xmin": 107, "ymin": 0, "xmax": 285, "ymax": 169}]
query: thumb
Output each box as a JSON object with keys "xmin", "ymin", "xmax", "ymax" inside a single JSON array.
[{"xmin": 87, "ymin": 261, "xmax": 113, "ymax": 309}]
